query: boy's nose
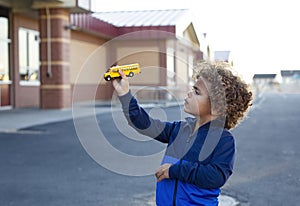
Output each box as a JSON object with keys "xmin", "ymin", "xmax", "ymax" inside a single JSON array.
[{"xmin": 187, "ymin": 90, "xmax": 192, "ymax": 97}]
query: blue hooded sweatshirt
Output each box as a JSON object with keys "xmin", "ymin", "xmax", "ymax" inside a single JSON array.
[{"xmin": 119, "ymin": 91, "xmax": 235, "ymax": 206}]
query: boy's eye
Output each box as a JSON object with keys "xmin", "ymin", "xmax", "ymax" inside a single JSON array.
[{"xmin": 192, "ymin": 86, "xmax": 200, "ymax": 95}]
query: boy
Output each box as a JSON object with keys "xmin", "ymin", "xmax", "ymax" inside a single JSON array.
[{"xmin": 112, "ymin": 61, "xmax": 252, "ymax": 206}]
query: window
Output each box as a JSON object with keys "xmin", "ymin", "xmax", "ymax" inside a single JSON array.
[
  {"xmin": 167, "ymin": 47, "xmax": 175, "ymax": 85},
  {"xmin": 18, "ymin": 28, "xmax": 40, "ymax": 83},
  {"xmin": 0, "ymin": 17, "xmax": 10, "ymax": 82}
]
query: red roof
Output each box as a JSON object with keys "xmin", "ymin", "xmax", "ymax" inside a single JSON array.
[{"xmin": 70, "ymin": 13, "xmax": 119, "ymax": 38}]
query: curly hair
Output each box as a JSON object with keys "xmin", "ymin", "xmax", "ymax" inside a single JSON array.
[{"xmin": 193, "ymin": 61, "xmax": 253, "ymax": 129}]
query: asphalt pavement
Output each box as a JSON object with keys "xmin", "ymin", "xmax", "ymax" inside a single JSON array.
[
  {"xmin": 1, "ymin": 92, "xmax": 299, "ymax": 205},
  {"xmin": 223, "ymin": 92, "xmax": 300, "ymax": 205}
]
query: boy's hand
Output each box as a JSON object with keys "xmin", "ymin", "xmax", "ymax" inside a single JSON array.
[
  {"xmin": 155, "ymin": 164, "xmax": 172, "ymax": 182},
  {"xmin": 112, "ymin": 69, "xmax": 130, "ymax": 96}
]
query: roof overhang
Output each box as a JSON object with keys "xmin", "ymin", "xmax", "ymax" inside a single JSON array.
[
  {"xmin": 0, "ymin": 0, "xmax": 91, "ymax": 14},
  {"xmin": 31, "ymin": 0, "xmax": 91, "ymax": 13}
]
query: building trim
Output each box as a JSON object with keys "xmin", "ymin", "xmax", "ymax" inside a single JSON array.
[
  {"xmin": 40, "ymin": 38, "xmax": 70, "ymax": 43},
  {"xmin": 40, "ymin": 14, "xmax": 69, "ymax": 21},
  {"xmin": 40, "ymin": 61, "xmax": 70, "ymax": 66},
  {"xmin": 41, "ymin": 84, "xmax": 71, "ymax": 89}
]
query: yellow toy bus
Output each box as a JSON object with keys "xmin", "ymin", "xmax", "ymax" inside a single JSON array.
[{"xmin": 103, "ymin": 63, "xmax": 141, "ymax": 81}]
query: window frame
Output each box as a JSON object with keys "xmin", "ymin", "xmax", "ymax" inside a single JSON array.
[
  {"xmin": 18, "ymin": 27, "xmax": 40, "ymax": 86},
  {"xmin": 0, "ymin": 16, "xmax": 11, "ymax": 83}
]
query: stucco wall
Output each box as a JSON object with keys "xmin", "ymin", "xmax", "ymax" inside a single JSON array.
[
  {"xmin": 70, "ymin": 31, "xmax": 107, "ymax": 85},
  {"xmin": 70, "ymin": 31, "xmax": 112, "ymax": 101},
  {"xmin": 114, "ymin": 40, "xmax": 163, "ymax": 85}
]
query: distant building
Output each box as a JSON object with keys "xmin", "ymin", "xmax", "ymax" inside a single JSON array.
[
  {"xmin": 280, "ymin": 70, "xmax": 300, "ymax": 93},
  {"xmin": 253, "ymin": 74, "xmax": 277, "ymax": 82},
  {"xmin": 281, "ymin": 70, "xmax": 300, "ymax": 84},
  {"xmin": 214, "ymin": 51, "xmax": 233, "ymax": 66},
  {"xmin": 252, "ymin": 74, "xmax": 278, "ymax": 92}
]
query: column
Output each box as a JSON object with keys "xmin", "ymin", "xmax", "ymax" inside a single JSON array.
[{"xmin": 39, "ymin": 8, "xmax": 71, "ymax": 109}]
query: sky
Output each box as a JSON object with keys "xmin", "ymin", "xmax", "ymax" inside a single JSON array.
[{"xmin": 91, "ymin": 0, "xmax": 300, "ymax": 82}]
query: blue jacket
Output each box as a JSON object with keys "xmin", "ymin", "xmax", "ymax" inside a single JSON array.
[{"xmin": 119, "ymin": 91, "xmax": 235, "ymax": 206}]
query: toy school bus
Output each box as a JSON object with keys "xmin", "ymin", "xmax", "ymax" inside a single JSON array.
[{"xmin": 103, "ymin": 63, "xmax": 141, "ymax": 81}]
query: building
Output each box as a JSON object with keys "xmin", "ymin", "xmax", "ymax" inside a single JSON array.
[
  {"xmin": 252, "ymin": 73, "xmax": 278, "ymax": 93},
  {"xmin": 214, "ymin": 50, "xmax": 233, "ymax": 66},
  {"xmin": 0, "ymin": 0, "xmax": 205, "ymax": 109},
  {"xmin": 280, "ymin": 70, "xmax": 300, "ymax": 93},
  {"xmin": 281, "ymin": 70, "xmax": 300, "ymax": 84}
]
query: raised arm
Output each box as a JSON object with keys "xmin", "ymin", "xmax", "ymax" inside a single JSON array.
[{"xmin": 112, "ymin": 70, "xmax": 178, "ymax": 143}]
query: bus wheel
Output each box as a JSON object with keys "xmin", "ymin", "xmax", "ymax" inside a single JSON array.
[
  {"xmin": 129, "ymin": 72, "xmax": 134, "ymax": 77},
  {"xmin": 105, "ymin": 76, "xmax": 111, "ymax": 81}
]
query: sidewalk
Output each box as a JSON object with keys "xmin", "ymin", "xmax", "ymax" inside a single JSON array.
[
  {"xmin": 0, "ymin": 101, "xmax": 114, "ymax": 132},
  {"xmin": 0, "ymin": 107, "xmax": 74, "ymax": 132},
  {"xmin": 0, "ymin": 104, "xmax": 239, "ymax": 206}
]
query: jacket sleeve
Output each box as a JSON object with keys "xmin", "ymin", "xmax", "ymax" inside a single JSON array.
[
  {"xmin": 168, "ymin": 135, "xmax": 235, "ymax": 189},
  {"xmin": 118, "ymin": 91, "xmax": 177, "ymax": 143}
]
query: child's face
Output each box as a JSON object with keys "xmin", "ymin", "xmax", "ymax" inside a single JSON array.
[{"xmin": 184, "ymin": 76, "xmax": 212, "ymax": 119}]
